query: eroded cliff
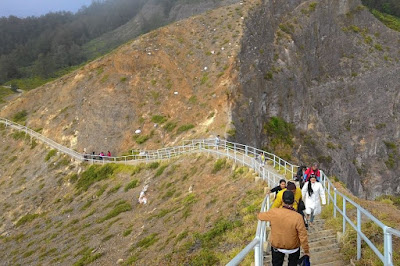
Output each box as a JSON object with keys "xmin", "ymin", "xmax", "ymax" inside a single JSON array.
[{"xmin": 233, "ymin": 0, "xmax": 400, "ymax": 198}]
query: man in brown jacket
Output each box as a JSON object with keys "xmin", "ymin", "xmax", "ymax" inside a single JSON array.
[{"xmin": 258, "ymin": 190, "xmax": 310, "ymax": 265}]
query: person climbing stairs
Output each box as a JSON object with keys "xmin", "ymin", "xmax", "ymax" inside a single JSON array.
[{"xmin": 263, "ymin": 217, "xmax": 344, "ymax": 265}]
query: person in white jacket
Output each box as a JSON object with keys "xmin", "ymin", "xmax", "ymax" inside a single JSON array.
[{"xmin": 301, "ymin": 175, "xmax": 326, "ymax": 226}]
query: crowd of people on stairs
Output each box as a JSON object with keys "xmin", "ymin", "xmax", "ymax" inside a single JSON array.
[{"xmin": 259, "ymin": 163, "xmax": 325, "ymax": 266}]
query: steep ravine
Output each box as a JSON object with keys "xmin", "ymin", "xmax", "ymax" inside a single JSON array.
[{"xmin": 232, "ymin": 0, "xmax": 400, "ymax": 199}]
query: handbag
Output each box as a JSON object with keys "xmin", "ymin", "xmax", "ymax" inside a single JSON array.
[{"xmin": 298, "ymin": 255, "xmax": 310, "ymax": 266}]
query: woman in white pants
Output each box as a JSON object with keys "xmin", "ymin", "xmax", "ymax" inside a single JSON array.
[{"xmin": 301, "ymin": 175, "xmax": 326, "ymax": 226}]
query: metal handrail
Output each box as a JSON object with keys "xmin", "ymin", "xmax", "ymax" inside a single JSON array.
[
  {"xmin": 2, "ymin": 117, "xmax": 398, "ymax": 265},
  {"xmin": 321, "ymin": 171, "xmax": 400, "ymax": 266}
]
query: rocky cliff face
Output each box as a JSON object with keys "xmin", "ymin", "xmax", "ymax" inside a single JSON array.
[{"xmin": 232, "ymin": 0, "xmax": 400, "ymax": 198}]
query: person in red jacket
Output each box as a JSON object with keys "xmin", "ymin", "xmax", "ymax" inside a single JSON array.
[{"xmin": 303, "ymin": 162, "xmax": 320, "ymax": 182}]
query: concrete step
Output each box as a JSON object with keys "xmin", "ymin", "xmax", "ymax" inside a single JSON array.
[
  {"xmin": 309, "ymin": 234, "xmax": 337, "ymax": 244},
  {"xmin": 315, "ymin": 260, "xmax": 346, "ymax": 266},
  {"xmin": 308, "ymin": 229, "xmax": 337, "ymax": 239},
  {"xmin": 309, "ymin": 237, "xmax": 337, "ymax": 248},
  {"xmin": 309, "ymin": 248, "xmax": 342, "ymax": 264}
]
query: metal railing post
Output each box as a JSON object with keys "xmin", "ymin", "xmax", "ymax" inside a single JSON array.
[
  {"xmin": 273, "ymin": 154, "xmax": 276, "ymax": 168},
  {"xmin": 333, "ymin": 188, "xmax": 337, "ymax": 218},
  {"xmin": 254, "ymin": 242, "xmax": 260, "ymax": 266},
  {"xmin": 384, "ymin": 227, "xmax": 392, "ymax": 266},
  {"xmin": 234, "ymin": 143, "xmax": 237, "ymax": 163},
  {"xmin": 357, "ymin": 208, "xmax": 362, "ymax": 260},
  {"xmin": 284, "ymin": 161, "xmax": 287, "ymax": 175},
  {"xmin": 327, "ymin": 182, "xmax": 330, "ymax": 205},
  {"xmin": 343, "ymin": 197, "xmax": 346, "ymax": 235}
]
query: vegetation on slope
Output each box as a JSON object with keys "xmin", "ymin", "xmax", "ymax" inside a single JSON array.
[
  {"xmin": 370, "ymin": 9, "xmax": 400, "ymax": 32},
  {"xmin": 0, "ymin": 126, "xmax": 265, "ymax": 265},
  {"xmin": 321, "ymin": 179, "xmax": 400, "ymax": 265},
  {"xmin": 362, "ymin": 0, "xmax": 400, "ymax": 17}
]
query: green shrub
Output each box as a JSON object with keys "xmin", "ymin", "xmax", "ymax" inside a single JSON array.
[
  {"xmin": 212, "ymin": 158, "xmax": 227, "ymax": 174},
  {"xmin": 131, "ymin": 165, "xmax": 144, "ymax": 175},
  {"xmin": 12, "ymin": 110, "xmax": 28, "ymax": 123},
  {"xmin": 8, "ymin": 156, "xmax": 17, "ymax": 163},
  {"xmin": 102, "ymin": 234, "xmax": 114, "ymax": 242},
  {"xmin": 188, "ymin": 96, "xmax": 198, "ymax": 104},
  {"xmin": 326, "ymin": 142, "xmax": 336, "ymax": 149},
  {"xmin": 383, "ymin": 141, "xmax": 397, "ymax": 149},
  {"xmin": 371, "ymin": 9, "xmax": 400, "ymax": 32},
  {"xmin": 107, "ymin": 184, "xmax": 121, "ymax": 194},
  {"xmin": 191, "ymin": 249, "xmax": 219, "ymax": 266},
  {"xmin": 155, "ymin": 165, "xmax": 168, "ymax": 177},
  {"xmin": 151, "ymin": 115, "xmax": 167, "ymax": 124},
  {"xmin": 134, "ymin": 134, "xmax": 150, "ymax": 144},
  {"xmin": 227, "ymin": 128, "xmax": 236, "ymax": 137},
  {"xmin": 12, "ymin": 131, "xmax": 26, "ymax": 140},
  {"xmin": 76, "ymin": 164, "xmax": 115, "ymax": 191},
  {"xmin": 123, "ymin": 229, "xmax": 132, "ymax": 237},
  {"xmin": 96, "ymin": 184, "xmax": 109, "ymax": 197},
  {"xmin": 374, "ymin": 43, "xmax": 383, "ymax": 51},
  {"xmin": 264, "ymin": 72, "xmax": 273, "ymax": 80},
  {"xmin": 16, "ymin": 213, "xmax": 40, "ymax": 227},
  {"xmin": 45, "ymin": 149, "xmax": 57, "ymax": 161},
  {"xmin": 124, "ymin": 179, "xmax": 139, "ymax": 192},
  {"xmin": 73, "ymin": 247, "xmax": 103, "ymax": 266},
  {"xmin": 182, "ymin": 194, "xmax": 198, "ymax": 207},
  {"xmin": 147, "ymin": 162, "xmax": 159, "ymax": 169},
  {"xmin": 136, "ymin": 233, "xmax": 158, "ymax": 248},
  {"xmin": 375, "ymin": 123, "xmax": 386, "ymax": 129},
  {"xmin": 309, "ymin": 2, "xmax": 317, "ymax": 11},
  {"xmin": 279, "ymin": 23, "xmax": 294, "ymax": 34},
  {"xmin": 98, "ymin": 201, "xmax": 132, "ymax": 223},
  {"xmin": 177, "ymin": 124, "xmax": 195, "ymax": 133},
  {"xmin": 163, "ymin": 121, "xmax": 177, "ymax": 132}
]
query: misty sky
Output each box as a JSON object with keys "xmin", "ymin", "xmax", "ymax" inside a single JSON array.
[{"xmin": 0, "ymin": 0, "xmax": 94, "ymax": 18}]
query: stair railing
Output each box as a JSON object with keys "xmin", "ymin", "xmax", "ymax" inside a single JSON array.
[
  {"xmin": 321, "ymin": 171, "xmax": 400, "ymax": 266},
  {"xmin": 4, "ymin": 117, "xmax": 398, "ymax": 265}
]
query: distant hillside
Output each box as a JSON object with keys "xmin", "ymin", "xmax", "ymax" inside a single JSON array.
[
  {"xmin": 0, "ymin": 0, "xmax": 239, "ymax": 90},
  {"xmin": 0, "ymin": 0, "xmax": 254, "ymax": 155},
  {"xmin": 0, "ymin": 0, "xmax": 146, "ymax": 85},
  {"xmin": 0, "ymin": 125, "xmax": 264, "ymax": 265}
]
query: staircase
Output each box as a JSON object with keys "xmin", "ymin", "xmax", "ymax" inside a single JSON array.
[{"xmin": 263, "ymin": 216, "xmax": 344, "ymax": 265}]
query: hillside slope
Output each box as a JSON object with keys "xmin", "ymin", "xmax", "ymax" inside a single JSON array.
[
  {"xmin": 232, "ymin": 0, "xmax": 400, "ymax": 199},
  {"xmin": 0, "ymin": 125, "xmax": 264, "ymax": 265},
  {"xmin": 83, "ymin": 0, "xmax": 240, "ymax": 59},
  {"xmin": 0, "ymin": 0, "xmax": 258, "ymax": 156}
]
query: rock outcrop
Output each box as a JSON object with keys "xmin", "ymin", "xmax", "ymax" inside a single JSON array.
[{"xmin": 232, "ymin": 0, "xmax": 400, "ymax": 198}]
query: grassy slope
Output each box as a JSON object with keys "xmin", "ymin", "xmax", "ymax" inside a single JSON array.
[
  {"xmin": 371, "ymin": 8, "xmax": 400, "ymax": 32},
  {"xmin": 321, "ymin": 180, "xmax": 400, "ymax": 265},
  {"xmin": 0, "ymin": 125, "xmax": 265, "ymax": 265},
  {"xmin": 0, "ymin": 0, "xmax": 258, "ymax": 153}
]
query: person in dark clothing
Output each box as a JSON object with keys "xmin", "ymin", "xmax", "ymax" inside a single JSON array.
[
  {"xmin": 268, "ymin": 179, "xmax": 286, "ymax": 197},
  {"xmin": 295, "ymin": 166, "xmax": 307, "ymax": 188}
]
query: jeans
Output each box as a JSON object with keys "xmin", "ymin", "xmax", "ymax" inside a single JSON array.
[
  {"xmin": 271, "ymin": 246, "xmax": 300, "ymax": 266},
  {"xmin": 309, "ymin": 209, "xmax": 315, "ymax": 223}
]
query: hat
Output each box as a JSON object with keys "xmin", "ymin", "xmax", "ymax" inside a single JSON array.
[
  {"xmin": 286, "ymin": 181, "xmax": 296, "ymax": 191},
  {"xmin": 283, "ymin": 190, "xmax": 295, "ymax": 205}
]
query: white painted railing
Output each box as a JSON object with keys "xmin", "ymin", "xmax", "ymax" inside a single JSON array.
[
  {"xmin": 1, "ymin": 117, "xmax": 399, "ymax": 265},
  {"xmin": 321, "ymin": 171, "xmax": 400, "ymax": 266}
]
